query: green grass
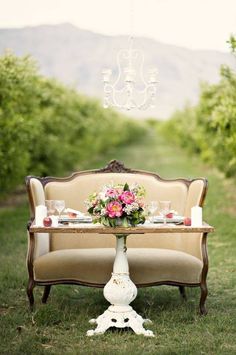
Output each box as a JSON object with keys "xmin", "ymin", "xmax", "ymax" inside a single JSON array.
[{"xmin": 0, "ymin": 131, "xmax": 236, "ymax": 354}]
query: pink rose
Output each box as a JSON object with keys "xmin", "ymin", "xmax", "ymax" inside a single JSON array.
[
  {"xmin": 119, "ymin": 191, "xmax": 135, "ymax": 204},
  {"xmin": 106, "ymin": 201, "xmax": 123, "ymax": 218},
  {"xmin": 105, "ymin": 188, "xmax": 119, "ymax": 198}
]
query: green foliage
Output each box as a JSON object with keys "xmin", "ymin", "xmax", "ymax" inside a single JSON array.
[
  {"xmin": 0, "ymin": 54, "xmax": 41, "ymax": 194},
  {"xmin": 161, "ymin": 36, "xmax": 236, "ymax": 178},
  {"xmin": 227, "ymin": 34, "xmax": 236, "ymax": 53},
  {"xmin": 0, "ymin": 52, "xmax": 146, "ymax": 196}
]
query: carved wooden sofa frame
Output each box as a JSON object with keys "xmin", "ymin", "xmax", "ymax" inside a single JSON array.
[{"xmin": 26, "ymin": 160, "xmax": 209, "ymax": 315}]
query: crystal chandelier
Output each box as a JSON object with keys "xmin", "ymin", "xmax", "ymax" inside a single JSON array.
[
  {"xmin": 102, "ymin": 0, "xmax": 158, "ymax": 111},
  {"xmin": 102, "ymin": 36, "xmax": 158, "ymax": 111}
]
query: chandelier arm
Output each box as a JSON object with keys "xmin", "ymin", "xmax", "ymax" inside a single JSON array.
[
  {"xmin": 108, "ymin": 85, "xmax": 127, "ymax": 109},
  {"xmin": 136, "ymin": 85, "xmax": 155, "ymax": 110},
  {"xmin": 111, "ymin": 91, "xmax": 123, "ymax": 109},
  {"xmin": 105, "ymin": 82, "xmax": 132, "ymax": 95},
  {"xmin": 111, "ymin": 48, "xmax": 135, "ymax": 109},
  {"xmin": 137, "ymin": 49, "xmax": 148, "ymax": 87},
  {"xmin": 113, "ymin": 49, "xmax": 126, "ymax": 88},
  {"xmin": 111, "ymin": 84, "xmax": 132, "ymax": 108}
]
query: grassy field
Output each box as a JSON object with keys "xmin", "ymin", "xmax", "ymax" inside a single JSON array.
[{"xmin": 0, "ymin": 131, "xmax": 236, "ymax": 355}]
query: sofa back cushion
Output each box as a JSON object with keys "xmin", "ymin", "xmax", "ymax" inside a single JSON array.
[
  {"xmin": 44, "ymin": 173, "xmax": 189, "ymax": 250},
  {"xmin": 45, "ymin": 173, "xmax": 188, "ymax": 214}
]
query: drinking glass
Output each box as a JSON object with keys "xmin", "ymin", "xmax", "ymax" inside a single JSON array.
[
  {"xmin": 54, "ymin": 200, "xmax": 65, "ymax": 219},
  {"xmin": 45, "ymin": 200, "xmax": 56, "ymax": 216},
  {"xmin": 159, "ymin": 201, "xmax": 171, "ymax": 225},
  {"xmin": 148, "ymin": 201, "xmax": 158, "ymax": 222}
]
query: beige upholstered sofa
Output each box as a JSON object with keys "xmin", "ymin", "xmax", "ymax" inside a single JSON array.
[{"xmin": 26, "ymin": 160, "xmax": 209, "ymax": 314}]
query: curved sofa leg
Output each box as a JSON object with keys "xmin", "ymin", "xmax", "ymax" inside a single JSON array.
[
  {"xmin": 27, "ymin": 279, "xmax": 35, "ymax": 311},
  {"xmin": 199, "ymin": 282, "xmax": 208, "ymax": 315},
  {"xmin": 179, "ymin": 286, "xmax": 187, "ymax": 300},
  {"xmin": 200, "ymin": 232, "xmax": 209, "ymax": 316},
  {"xmin": 42, "ymin": 285, "xmax": 51, "ymax": 304}
]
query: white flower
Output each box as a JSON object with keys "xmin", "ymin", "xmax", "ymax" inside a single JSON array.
[
  {"xmin": 84, "ymin": 199, "xmax": 92, "ymax": 208},
  {"xmin": 124, "ymin": 202, "xmax": 139, "ymax": 215},
  {"xmin": 130, "ymin": 182, "xmax": 139, "ymax": 192},
  {"xmin": 131, "ymin": 202, "xmax": 139, "ymax": 210},
  {"xmin": 101, "ymin": 208, "xmax": 107, "ymax": 216},
  {"xmin": 98, "ymin": 191, "xmax": 108, "ymax": 201}
]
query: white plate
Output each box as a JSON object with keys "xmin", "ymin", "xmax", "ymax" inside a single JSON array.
[{"xmin": 151, "ymin": 215, "xmax": 184, "ymax": 223}]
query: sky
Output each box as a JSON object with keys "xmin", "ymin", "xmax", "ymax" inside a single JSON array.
[{"xmin": 0, "ymin": 0, "xmax": 235, "ymax": 52}]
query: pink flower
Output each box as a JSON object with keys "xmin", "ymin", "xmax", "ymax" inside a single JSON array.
[
  {"xmin": 106, "ymin": 201, "xmax": 123, "ymax": 218},
  {"xmin": 105, "ymin": 188, "xmax": 119, "ymax": 198},
  {"xmin": 119, "ymin": 191, "xmax": 135, "ymax": 204},
  {"xmin": 137, "ymin": 198, "xmax": 145, "ymax": 208}
]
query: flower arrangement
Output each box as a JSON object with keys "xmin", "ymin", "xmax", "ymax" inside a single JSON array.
[{"xmin": 86, "ymin": 182, "xmax": 146, "ymax": 227}]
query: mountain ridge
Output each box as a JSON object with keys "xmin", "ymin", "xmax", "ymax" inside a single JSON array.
[{"xmin": 0, "ymin": 23, "xmax": 234, "ymax": 118}]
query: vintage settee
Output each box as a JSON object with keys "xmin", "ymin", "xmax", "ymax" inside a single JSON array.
[{"xmin": 26, "ymin": 160, "xmax": 209, "ymax": 314}]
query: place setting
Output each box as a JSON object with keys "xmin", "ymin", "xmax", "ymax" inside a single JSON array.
[
  {"xmin": 146, "ymin": 200, "xmax": 203, "ymax": 227},
  {"xmin": 34, "ymin": 200, "xmax": 92, "ymax": 228},
  {"xmin": 146, "ymin": 200, "xmax": 184, "ymax": 226}
]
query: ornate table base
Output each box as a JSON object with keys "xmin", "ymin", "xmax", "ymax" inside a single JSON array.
[{"xmin": 87, "ymin": 235, "xmax": 154, "ymax": 337}]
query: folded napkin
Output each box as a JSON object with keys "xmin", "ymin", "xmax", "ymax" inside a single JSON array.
[{"xmin": 64, "ymin": 208, "xmax": 85, "ymax": 217}]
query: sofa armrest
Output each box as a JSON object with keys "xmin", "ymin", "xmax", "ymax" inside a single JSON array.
[
  {"xmin": 30, "ymin": 178, "xmax": 46, "ymax": 207},
  {"xmin": 184, "ymin": 179, "xmax": 207, "ymax": 217},
  {"xmin": 177, "ymin": 232, "xmax": 204, "ymax": 260},
  {"xmin": 177, "ymin": 179, "xmax": 207, "ymax": 260},
  {"xmin": 26, "ymin": 178, "xmax": 50, "ymax": 259},
  {"xmin": 27, "ymin": 225, "xmax": 50, "ymax": 261}
]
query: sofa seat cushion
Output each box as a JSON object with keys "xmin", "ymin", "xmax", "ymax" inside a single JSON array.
[{"xmin": 34, "ymin": 248, "xmax": 203, "ymax": 285}]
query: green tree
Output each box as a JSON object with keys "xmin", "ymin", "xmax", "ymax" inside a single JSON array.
[
  {"xmin": 161, "ymin": 35, "xmax": 236, "ymax": 177},
  {"xmin": 0, "ymin": 52, "xmax": 146, "ymax": 197}
]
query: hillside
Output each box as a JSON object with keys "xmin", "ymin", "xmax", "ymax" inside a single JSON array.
[{"xmin": 0, "ymin": 23, "xmax": 235, "ymax": 118}]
